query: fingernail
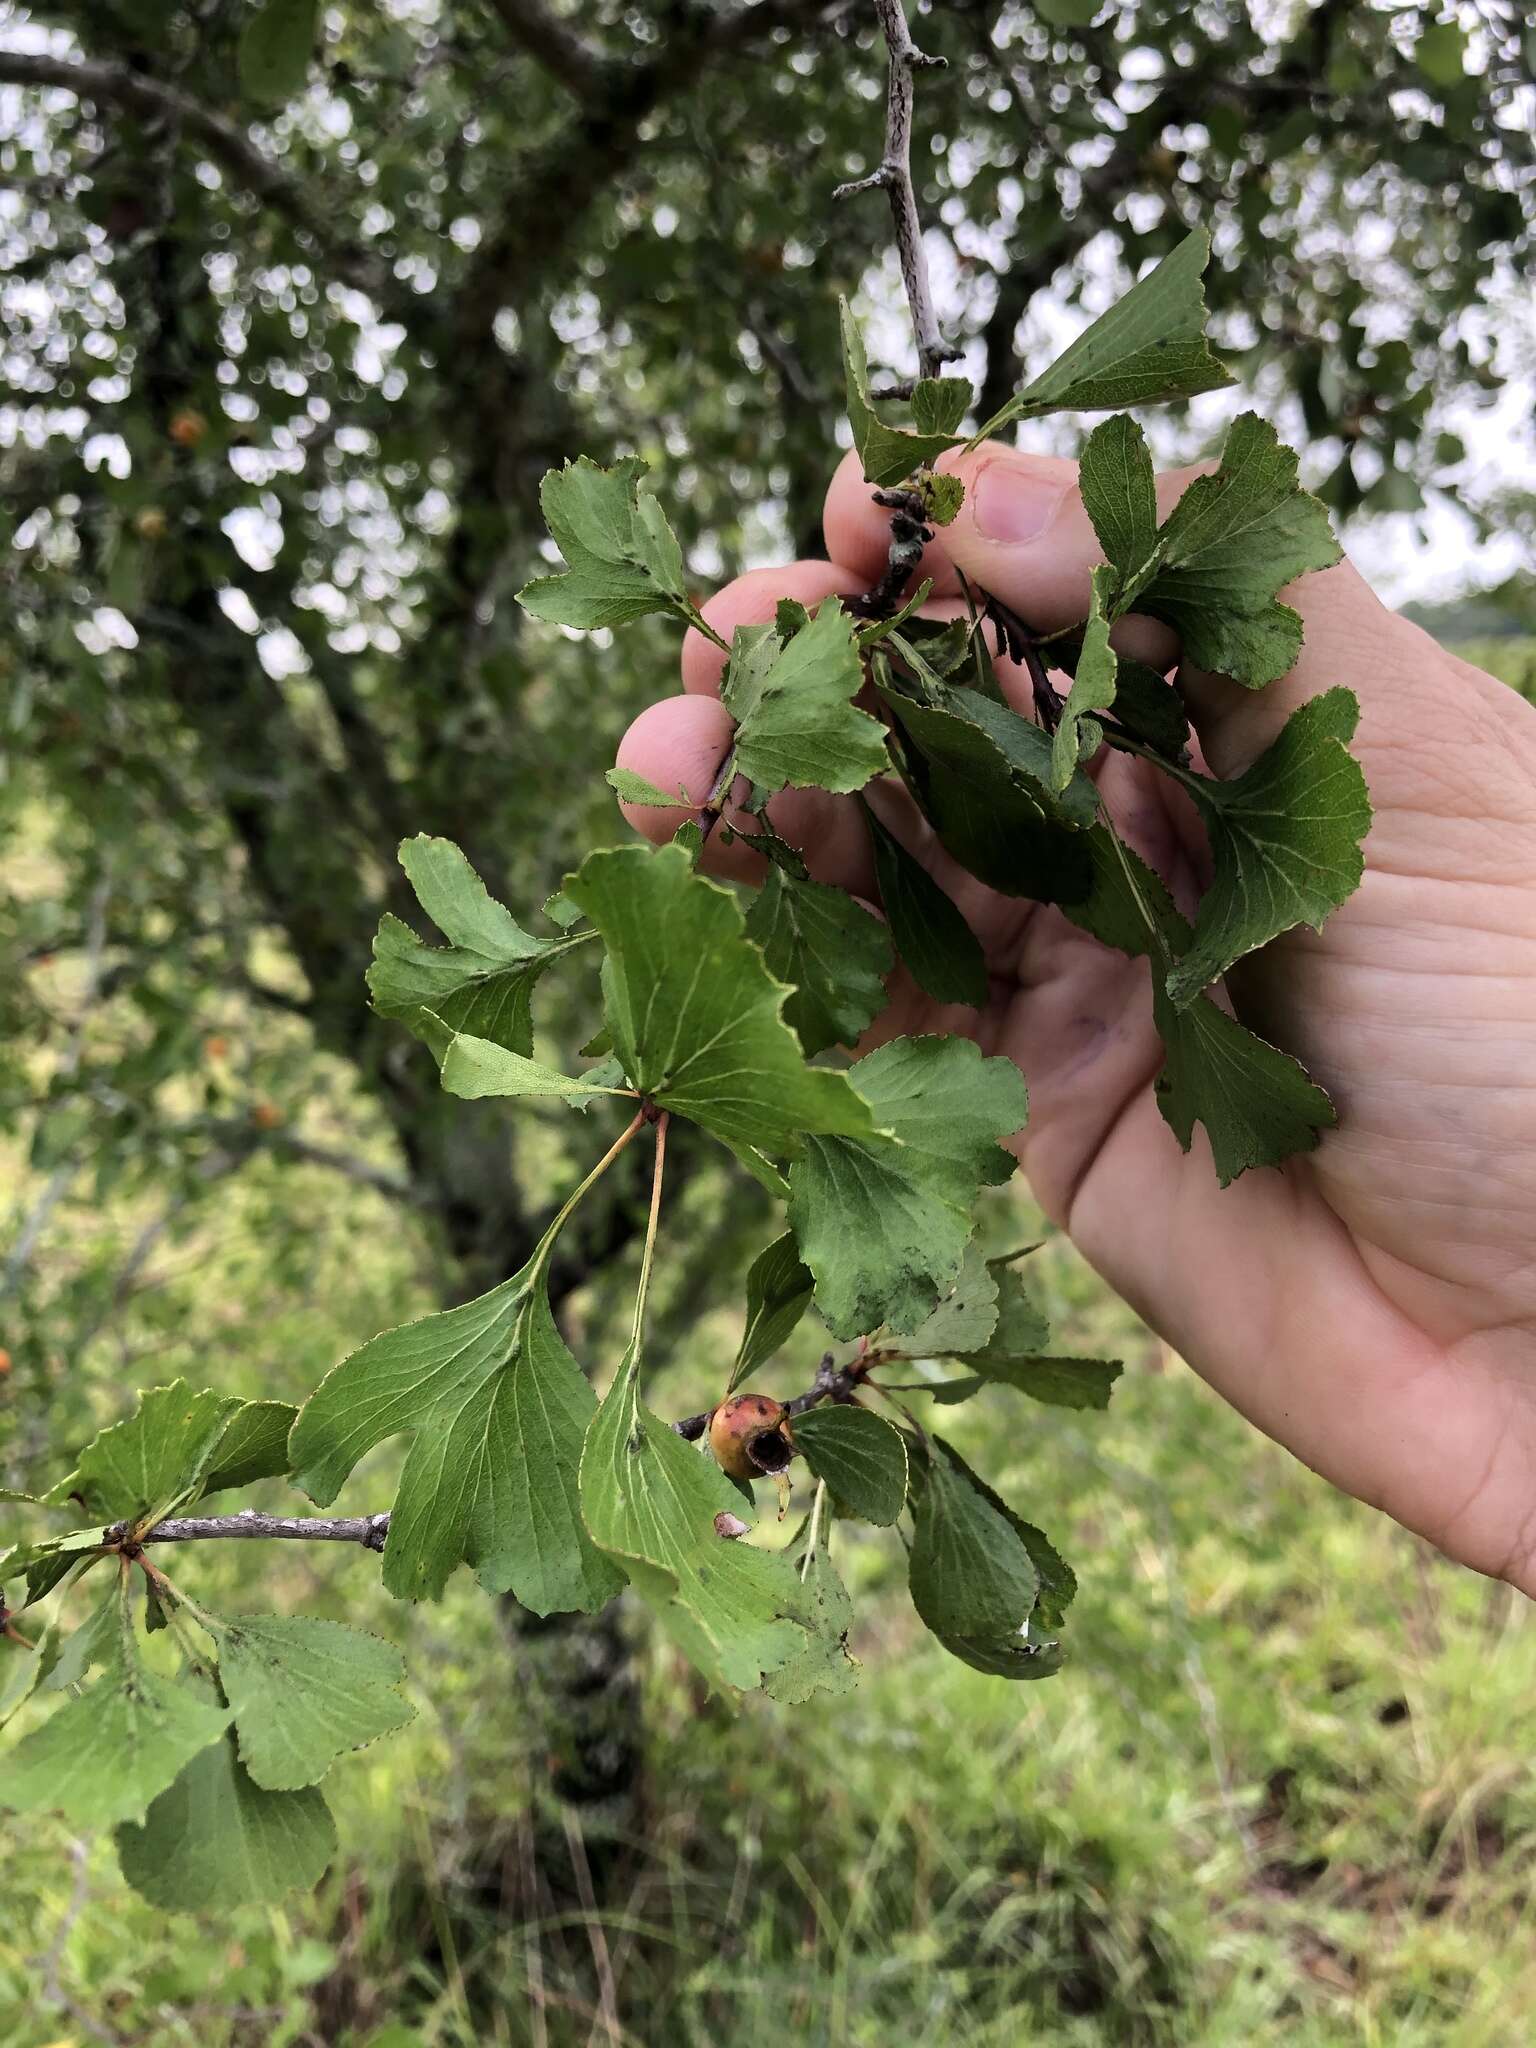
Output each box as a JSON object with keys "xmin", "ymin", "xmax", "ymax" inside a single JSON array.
[{"xmin": 973, "ymin": 461, "xmax": 1067, "ymax": 545}]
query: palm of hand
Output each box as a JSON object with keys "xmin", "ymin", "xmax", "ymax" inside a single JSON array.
[{"xmin": 618, "ymin": 456, "xmax": 1536, "ymax": 1595}]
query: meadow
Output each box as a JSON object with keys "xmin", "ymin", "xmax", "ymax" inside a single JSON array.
[{"xmin": 4, "ymin": 642, "xmax": 1534, "ymax": 2048}]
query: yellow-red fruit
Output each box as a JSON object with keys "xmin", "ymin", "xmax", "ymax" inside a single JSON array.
[
  {"xmin": 133, "ymin": 506, "xmax": 169, "ymax": 540},
  {"xmin": 250, "ymin": 1099, "xmax": 282, "ymax": 1130},
  {"xmin": 204, "ymin": 1034, "xmax": 231, "ymax": 1061},
  {"xmin": 168, "ymin": 409, "xmax": 207, "ymax": 447},
  {"xmin": 0, "ymin": 1347, "xmax": 11, "ymax": 1375},
  {"xmin": 708, "ymin": 1394, "xmax": 794, "ymax": 1481}
]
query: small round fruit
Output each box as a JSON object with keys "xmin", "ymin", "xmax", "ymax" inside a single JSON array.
[
  {"xmin": 708, "ymin": 1394, "xmax": 794, "ymax": 1480},
  {"xmin": 0, "ymin": 1347, "xmax": 11, "ymax": 1376},
  {"xmin": 168, "ymin": 408, "xmax": 207, "ymax": 447},
  {"xmin": 133, "ymin": 506, "xmax": 169, "ymax": 540}
]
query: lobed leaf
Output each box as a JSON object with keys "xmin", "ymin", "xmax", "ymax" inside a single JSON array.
[
  {"xmin": 517, "ymin": 457, "xmax": 691, "ymax": 629},
  {"xmin": 115, "ymin": 1671, "xmax": 335, "ymax": 1911},
  {"xmin": 5, "ymin": 1601, "xmax": 231, "ymax": 1830},
  {"xmin": 1153, "ymin": 984, "xmax": 1336, "ymax": 1184},
  {"xmin": 579, "ymin": 1361, "xmax": 838, "ymax": 1695},
  {"xmin": 762, "ymin": 1546, "xmax": 857, "ymax": 1704},
  {"xmin": 790, "ymin": 1406, "xmax": 908, "ymax": 1525},
  {"xmin": 1126, "ymin": 413, "xmax": 1342, "ymax": 688},
  {"xmin": 788, "ymin": 1036, "xmax": 1027, "ymax": 1338},
  {"xmin": 437, "ymin": 1033, "xmax": 632, "ymax": 1105},
  {"xmin": 880, "ymin": 680, "xmax": 1094, "ymax": 905},
  {"xmin": 71, "ymin": 1382, "xmax": 242, "ymax": 1525},
  {"xmin": 909, "ymin": 1438, "xmax": 1073, "ymax": 1679},
  {"xmin": 876, "ymin": 1242, "xmax": 999, "ymax": 1359},
  {"xmin": 564, "ymin": 843, "xmax": 878, "ymax": 1159},
  {"xmin": 859, "ymin": 797, "xmax": 988, "ymax": 1009},
  {"xmin": 1165, "ymin": 688, "xmax": 1371, "ymax": 1006},
  {"xmin": 721, "ymin": 600, "xmax": 889, "ymax": 797},
  {"xmin": 840, "ymin": 300, "xmax": 964, "ymax": 486},
  {"xmin": 290, "ymin": 1264, "xmax": 624, "ymax": 1612},
  {"xmin": 744, "ymin": 866, "xmax": 892, "ymax": 1056},
  {"xmin": 976, "ymin": 228, "xmax": 1232, "ymax": 435},
  {"xmin": 1049, "ymin": 566, "xmax": 1119, "ymax": 791},
  {"xmin": 199, "ymin": 1400, "xmax": 300, "ymax": 1497},
  {"xmin": 214, "ymin": 1614, "xmax": 415, "ymax": 1791},
  {"xmin": 370, "ymin": 836, "xmax": 580, "ymax": 1060}
]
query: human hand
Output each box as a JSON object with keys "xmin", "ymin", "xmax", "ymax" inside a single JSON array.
[{"xmin": 614, "ymin": 442, "xmax": 1536, "ymax": 1595}]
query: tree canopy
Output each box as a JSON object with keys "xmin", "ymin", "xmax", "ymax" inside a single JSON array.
[{"xmin": 1, "ymin": 0, "xmax": 1531, "ymax": 1428}]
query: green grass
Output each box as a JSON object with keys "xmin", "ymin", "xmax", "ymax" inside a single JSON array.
[{"xmin": 6, "ymin": 1193, "xmax": 1536, "ymax": 2048}]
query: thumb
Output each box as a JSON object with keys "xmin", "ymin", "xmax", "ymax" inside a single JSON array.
[{"xmin": 942, "ymin": 442, "xmax": 1402, "ymax": 779}]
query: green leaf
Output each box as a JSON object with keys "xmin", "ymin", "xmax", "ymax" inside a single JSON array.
[
  {"xmin": 922, "ymin": 472, "xmax": 966, "ymax": 527},
  {"xmin": 1050, "ymin": 567, "xmax": 1118, "ymax": 791},
  {"xmin": 762, "ymin": 1545, "xmax": 857, "ymax": 1704},
  {"xmin": 1062, "ymin": 817, "xmax": 1339, "ymax": 1182},
  {"xmin": 369, "ymin": 836, "xmax": 579, "ymax": 1060},
  {"xmin": 1061, "ymin": 820, "xmax": 1186, "ymax": 960},
  {"xmin": 910, "ymin": 378, "xmax": 971, "ymax": 436},
  {"xmin": 964, "ymin": 1355, "xmax": 1123, "ymax": 1411},
  {"xmin": 840, "ymin": 299, "xmax": 964, "ymax": 486},
  {"xmin": 789, "ymin": 1036, "xmax": 1027, "ymax": 1338},
  {"xmin": 199, "ymin": 1400, "xmax": 299, "ymax": 1496},
  {"xmin": 1036, "ymin": 0, "xmax": 1100, "ymax": 27},
  {"xmin": 976, "ymin": 230, "xmax": 1232, "ymax": 434},
  {"xmin": 438, "ymin": 1033, "xmax": 632, "ymax": 1104},
  {"xmin": 721, "ymin": 602, "xmax": 889, "ymax": 797},
  {"xmin": 789, "ymin": 1406, "xmax": 908, "ymax": 1525},
  {"xmin": 909, "ymin": 1439, "xmax": 1071, "ymax": 1677},
  {"xmin": 853, "ymin": 578, "xmax": 935, "ymax": 651},
  {"xmin": 909, "ymin": 1438, "xmax": 1038, "ymax": 1638},
  {"xmin": 1165, "ymin": 688, "xmax": 1370, "ymax": 1005},
  {"xmin": 877, "ymin": 1241, "xmax": 999, "ymax": 1358},
  {"xmin": 729, "ymin": 1233, "xmax": 815, "ymax": 1394},
  {"xmin": 213, "ymin": 1616, "xmax": 414, "ymax": 1791},
  {"xmin": 1129, "ymin": 413, "xmax": 1342, "ymax": 688},
  {"xmin": 632, "ymin": 491, "xmax": 687, "ymax": 598},
  {"xmin": 115, "ymin": 1682, "xmax": 336, "ymax": 1912},
  {"xmin": 859, "ymin": 797, "xmax": 988, "ymax": 1008},
  {"xmin": 516, "ymin": 458, "xmax": 691, "ymax": 629},
  {"xmin": 239, "ymin": 0, "xmax": 317, "ymax": 103},
  {"xmin": 744, "ymin": 867, "xmax": 892, "ymax": 1056},
  {"xmin": 73, "ymin": 1382, "xmax": 241, "ymax": 1525},
  {"xmin": 1108, "ymin": 655, "xmax": 1190, "ymax": 762},
  {"xmin": 579, "ymin": 1362, "xmax": 832, "ymax": 1694},
  {"xmin": 1, "ymin": 1626, "xmax": 55, "ymax": 1728},
  {"xmin": 969, "ymin": 1262, "xmax": 1051, "ymax": 1362},
  {"xmin": 605, "ymin": 768, "xmax": 693, "ymax": 808},
  {"xmin": 1080, "ymin": 412, "xmax": 1159, "ymax": 584},
  {"xmin": 4, "ymin": 1599, "xmax": 232, "ymax": 1829},
  {"xmin": 1153, "ymin": 983, "xmax": 1336, "ymax": 1184},
  {"xmin": 880, "ymin": 682, "xmax": 1094, "ymax": 904},
  {"xmin": 563, "ymin": 844, "xmax": 877, "ymax": 1158},
  {"xmin": 290, "ymin": 1264, "xmax": 624, "ymax": 1612}
]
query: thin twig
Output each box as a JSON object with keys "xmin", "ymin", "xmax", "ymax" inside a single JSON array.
[
  {"xmin": 834, "ymin": 0, "xmax": 958, "ymax": 381},
  {"xmin": 121, "ymin": 1510, "xmax": 394, "ymax": 1550}
]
